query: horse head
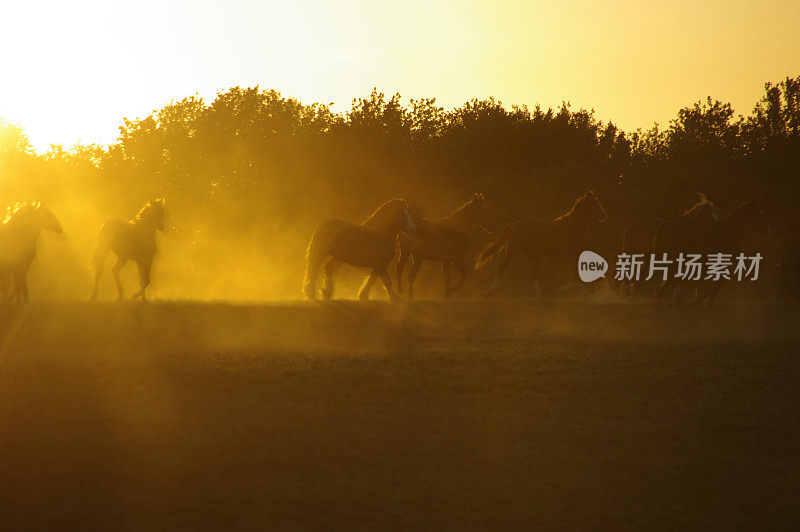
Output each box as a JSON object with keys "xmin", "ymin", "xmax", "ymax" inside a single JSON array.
[
  {"xmin": 363, "ymin": 197, "xmax": 415, "ymax": 237},
  {"xmin": 6, "ymin": 202, "xmax": 63, "ymax": 234},
  {"xmin": 687, "ymin": 193, "xmax": 717, "ymax": 221},
  {"xmin": 734, "ymin": 200, "xmax": 771, "ymax": 237},
  {"xmin": 464, "ymin": 192, "xmax": 494, "ymax": 231},
  {"xmin": 576, "ymin": 189, "xmax": 608, "ymax": 222},
  {"xmin": 397, "ymin": 198, "xmax": 416, "ymax": 235},
  {"xmin": 137, "ymin": 198, "xmax": 167, "ymax": 231}
]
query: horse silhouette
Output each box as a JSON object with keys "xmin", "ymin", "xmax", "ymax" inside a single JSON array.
[
  {"xmin": 476, "ymin": 189, "xmax": 608, "ymax": 297},
  {"xmin": 654, "ymin": 201, "xmax": 770, "ymax": 305},
  {"xmin": 765, "ymin": 220, "xmax": 800, "ymax": 300},
  {"xmin": 396, "ymin": 193, "xmax": 493, "ymax": 299},
  {"xmin": 620, "ymin": 193, "xmax": 717, "ymax": 296},
  {"xmin": 304, "ymin": 198, "xmax": 415, "ymax": 301},
  {"xmin": 0, "ymin": 202, "xmax": 63, "ymax": 304},
  {"xmin": 91, "ymin": 198, "xmax": 166, "ymax": 302}
]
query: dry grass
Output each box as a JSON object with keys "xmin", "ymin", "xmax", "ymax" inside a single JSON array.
[{"xmin": 1, "ymin": 299, "xmax": 799, "ymax": 529}]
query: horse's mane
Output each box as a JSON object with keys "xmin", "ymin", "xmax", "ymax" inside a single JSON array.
[
  {"xmin": 363, "ymin": 197, "xmax": 406, "ymax": 231},
  {"xmin": 555, "ymin": 192, "xmax": 592, "ymax": 221},
  {"xmin": 730, "ymin": 200, "xmax": 760, "ymax": 216},
  {"xmin": 446, "ymin": 193, "xmax": 485, "ymax": 218},
  {"xmin": 134, "ymin": 199, "xmax": 165, "ymax": 222}
]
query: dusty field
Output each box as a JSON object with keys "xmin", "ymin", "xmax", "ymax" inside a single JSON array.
[{"xmin": 1, "ymin": 299, "xmax": 799, "ymax": 529}]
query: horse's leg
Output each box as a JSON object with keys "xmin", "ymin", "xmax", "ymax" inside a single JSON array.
[
  {"xmin": 486, "ymin": 246, "xmax": 521, "ymax": 297},
  {"xmin": 91, "ymin": 264, "xmax": 103, "ymax": 302},
  {"xmin": 656, "ymin": 276, "xmax": 675, "ymax": 300},
  {"xmin": 441, "ymin": 262, "xmax": 452, "ymax": 299},
  {"xmin": 91, "ymin": 246, "xmax": 110, "ymax": 302},
  {"xmin": 526, "ymin": 252, "xmax": 543, "ymax": 298},
  {"xmin": 321, "ymin": 259, "xmax": 340, "ymax": 300},
  {"xmin": 620, "ymin": 280, "xmax": 628, "ymax": 296},
  {"xmin": 358, "ymin": 271, "xmax": 379, "ymax": 301},
  {"xmin": 13, "ymin": 270, "xmax": 28, "ymax": 304},
  {"xmin": 628, "ymin": 280, "xmax": 638, "ymax": 297},
  {"xmin": 132, "ymin": 260, "xmax": 152, "ymax": 302},
  {"xmin": 448, "ymin": 257, "xmax": 470, "ymax": 295},
  {"xmin": 112, "ymin": 258, "xmax": 127, "ymax": 301},
  {"xmin": 704, "ymin": 281, "xmax": 722, "ymax": 308},
  {"xmin": 303, "ymin": 231, "xmax": 329, "ymax": 300},
  {"xmin": 396, "ymin": 249, "xmax": 409, "ymax": 296},
  {"xmin": 672, "ymin": 282, "xmax": 684, "ymax": 305},
  {"xmin": 379, "ymin": 268, "xmax": 401, "ymax": 301},
  {"xmin": 407, "ymin": 257, "xmax": 423, "ymax": 300}
]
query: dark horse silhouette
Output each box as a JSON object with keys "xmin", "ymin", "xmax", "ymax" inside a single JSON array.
[
  {"xmin": 653, "ymin": 201, "xmax": 770, "ymax": 305},
  {"xmin": 765, "ymin": 220, "xmax": 800, "ymax": 300},
  {"xmin": 476, "ymin": 189, "xmax": 607, "ymax": 297},
  {"xmin": 620, "ymin": 193, "xmax": 717, "ymax": 295},
  {"xmin": 91, "ymin": 199, "xmax": 166, "ymax": 302},
  {"xmin": 396, "ymin": 193, "xmax": 493, "ymax": 299},
  {"xmin": 0, "ymin": 202, "xmax": 63, "ymax": 304},
  {"xmin": 304, "ymin": 198, "xmax": 415, "ymax": 301}
]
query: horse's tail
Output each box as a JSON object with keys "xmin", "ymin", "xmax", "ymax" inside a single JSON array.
[
  {"xmin": 651, "ymin": 219, "xmax": 667, "ymax": 254},
  {"xmin": 304, "ymin": 223, "xmax": 335, "ymax": 299},
  {"xmin": 91, "ymin": 222, "xmax": 113, "ymax": 272},
  {"xmin": 475, "ymin": 223, "xmax": 512, "ymax": 270}
]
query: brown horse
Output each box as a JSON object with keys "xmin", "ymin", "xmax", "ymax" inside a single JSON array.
[
  {"xmin": 620, "ymin": 193, "xmax": 717, "ymax": 295},
  {"xmin": 653, "ymin": 201, "xmax": 770, "ymax": 305},
  {"xmin": 0, "ymin": 202, "xmax": 63, "ymax": 304},
  {"xmin": 396, "ymin": 193, "xmax": 493, "ymax": 299},
  {"xmin": 304, "ymin": 198, "xmax": 415, "ymax": 301},
  {"xmin": 91, "ymin": 199, "xmax": 166, "ymax": 302},
  {"xmin": 476, "ymin": 189, "xmax": 608, "ymax": 297}
]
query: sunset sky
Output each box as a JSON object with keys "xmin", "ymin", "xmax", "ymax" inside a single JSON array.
[{"xmin": 1, "ymin": 0, "xmax": 798, "ymax": 150}]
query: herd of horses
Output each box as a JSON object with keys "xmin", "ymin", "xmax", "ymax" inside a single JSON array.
[
  {"xmin": 0, "ymin": 199, "xmax": 166, "ymax": 304},
  {"xmin": 0, "ymin": 191, "xmax": 797, "ymax": 305},
  {"xmin": 303, "ymin": 189, "xmax": 796, "ymax": 304}
]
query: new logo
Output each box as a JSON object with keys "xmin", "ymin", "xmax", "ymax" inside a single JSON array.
[{"xmin": 578, "ymin": 250, "xmax": 608, "ymax": 283}]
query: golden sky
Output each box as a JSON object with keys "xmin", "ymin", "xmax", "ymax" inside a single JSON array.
[{"xmin": 1, "ymin": 0, "xmax": 798, "ymax": 150}]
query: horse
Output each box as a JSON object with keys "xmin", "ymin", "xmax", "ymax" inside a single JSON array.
[
  {"xmin": 0, "ymin": 202, "xmax": 63, "ymax": 304},
  {"xmin": 475, "ymin": 189, "xmax": 608, "ymax": 297},
  {"xmin": 303, "ymin": 197, "xmax": 415, "ymax": 301},
  {"xmin": 90, "ymin": 198, "xmax": 166, "ymax": 302},
  {"xmin": 620, "ymin": 193, "xmax": 717, "ymax": 296},
  {"xmin": 395, "ymin": 193, "xmax": 493, "ymax": 299},
  {"xmin": 764, "ymin": 220, "xmax": 800, "ymax": 300},
  {"xmin": 653, "ymin": 201, "xmax": 770, "ymax": 306}
]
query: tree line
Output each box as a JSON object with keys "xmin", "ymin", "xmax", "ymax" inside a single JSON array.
[{"xmin": 0, "ymin": 76, "xmax": 798, "ymax": 280}]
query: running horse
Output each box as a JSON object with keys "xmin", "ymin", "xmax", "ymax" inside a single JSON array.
[
  {"xmin": 396, "ymin": 193, "xmax": 493, "ymax": 299},
  {"xmin": 620, "ymin": 193, "xmax": 717, "ymax": 295},
  {"xmin": 653, "ymin": 200, "xmax": 770, "ymax": 306},
  {"xmin": 91, "ymin": 198, "xmax": 166, "ymax": 302},
  {"xmin": 476, "ymin": 189, "xmax": 608, "ymax": 297},
  {"xmin": 0, "ymin": 202, "xmax": 63, "ymax": 304},
  {"xmin": 304, "ymin": 198, "xmax": 415, "ymax": 301}
]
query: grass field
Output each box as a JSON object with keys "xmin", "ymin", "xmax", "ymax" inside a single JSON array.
[{"xmin": 1, "ymin": 299, "xmax": 799, "ymax": 529}]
